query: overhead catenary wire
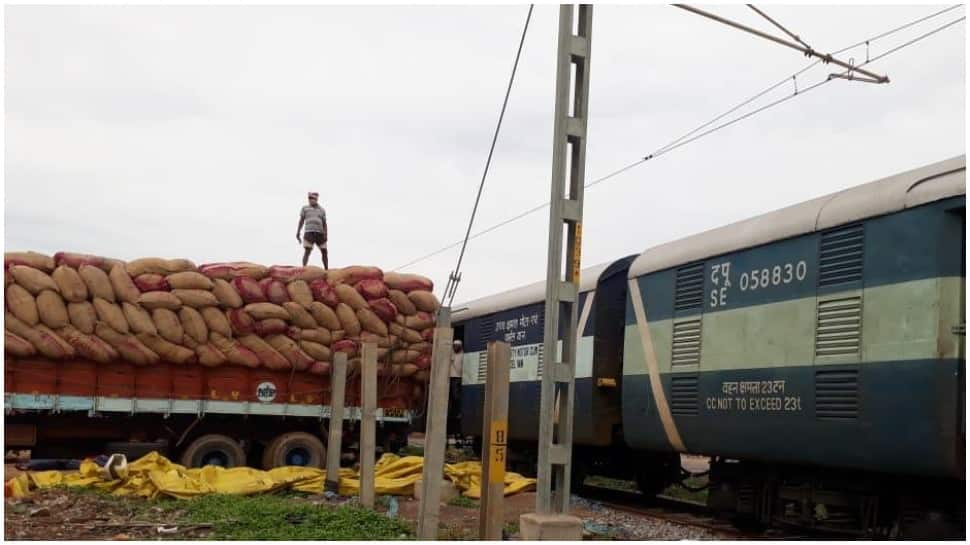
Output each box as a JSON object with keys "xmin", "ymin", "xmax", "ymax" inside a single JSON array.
[
  {"xmin": 393, "ymin": 7, "xmax": 965, "ymax": 272},
  {"xmin": 440, "ymin": 4, "xmax": 534, "ymax": 306},
  {"xmin": 652, "ymin": 3, "xmax": 963, "ymax": 157}
]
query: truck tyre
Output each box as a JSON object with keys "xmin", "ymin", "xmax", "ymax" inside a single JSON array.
[
  {"xmin": 261, "ymin": 432, "xmax": 326, "ymax": 469},
  {"xmin": 180, "ymin": 434, "xmax": 246, "ymax": 468}
]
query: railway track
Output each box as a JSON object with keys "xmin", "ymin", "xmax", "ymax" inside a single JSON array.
[{"xmin": 577, "ymin": 484, "xmax": 807, "ymax": 539}]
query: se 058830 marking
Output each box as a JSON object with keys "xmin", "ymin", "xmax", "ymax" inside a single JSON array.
[{"xmin": 738, "ymin": 260, "xmax": 807, "ymax": 292}]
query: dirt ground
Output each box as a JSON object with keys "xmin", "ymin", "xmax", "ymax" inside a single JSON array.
[{"xmin": 4, "ymin": 488, "xmax": 208, "ymax": 541}]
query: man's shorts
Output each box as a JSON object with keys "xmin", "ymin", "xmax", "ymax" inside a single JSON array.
[{"xmin": 303, "ymin": 232, "xmax": 327, "ymax": 250}]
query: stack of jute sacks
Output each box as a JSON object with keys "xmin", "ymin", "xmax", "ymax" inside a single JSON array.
[{"xmin": 4, "ymin": 251, "xmax": 439, "ymax": 388}]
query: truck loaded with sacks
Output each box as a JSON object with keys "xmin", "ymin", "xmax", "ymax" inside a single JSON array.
[{"xmin": 4, "ymin": 252, "xmax": 440, "ymax": 469}]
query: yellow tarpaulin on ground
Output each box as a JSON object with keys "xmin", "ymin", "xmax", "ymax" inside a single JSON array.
[{"xmin": 6, "ymin": 452, "xmax": 536, "ymax": 501}]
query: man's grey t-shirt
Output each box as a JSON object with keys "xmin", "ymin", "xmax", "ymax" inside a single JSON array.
[{"xmin": 301, "ymin": 205, "xmax": 327, "ymax": 233}]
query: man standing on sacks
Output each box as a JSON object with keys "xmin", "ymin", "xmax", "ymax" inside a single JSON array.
[{"xmin": 296, "ymin": 191, "xmax": 329, "ymax": 269}]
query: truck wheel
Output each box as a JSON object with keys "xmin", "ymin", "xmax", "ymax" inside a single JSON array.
[
  {"xmin": 261, "ymin": 432, "xmax": 326, "ymax": 469},
  {"xmin": 180, "ymin": 434, "xmax": 246, "ymax": 468}
]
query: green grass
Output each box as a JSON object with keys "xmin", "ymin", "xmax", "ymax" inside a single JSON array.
[
  {"xmin": 584, "ymin": 475, "xmax": 638, "ymax": 492},
  {"xmin": 661, "ymin": 474, "xmax": 709, "ymax": 504},
  {"xmin": 446, "ymin": 495, "xmax": 478, "ymax": 509},
  {"xmin": 170, "ymin": 493, "xmax": 414, "ymax": 540},
  {"xmin": 503, "ymin": 520, "xmax": 520, "ymax": 537}
]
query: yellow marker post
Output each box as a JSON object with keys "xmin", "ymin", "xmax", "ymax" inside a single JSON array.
[
  {"xmin": 571, "ymin": 222, "xmax": 583, "ymax": 285},
  {"xmin": 480, "ymin": 341, "xmax": 511, "ymax": 539}
]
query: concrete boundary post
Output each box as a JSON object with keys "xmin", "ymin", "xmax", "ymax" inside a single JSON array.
[
  {"xmin": 325, "ymin": 352, "xmax": 348, "ymax": 493},
  {"xmin": 479, "ymin": 341, "xmax": 510, "ymax": 539},
  {"xmin": 359, "ymin": 342, "xmax": 377, "ymax": 508},
  {"xmin": 416, "ymin": 309, "xmax": 453, "ymax": 540}
]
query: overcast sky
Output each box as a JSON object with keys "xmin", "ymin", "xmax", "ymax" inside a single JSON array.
[{"xmin": 5, "ymin": 4, "xmax": 965, "ymax": 302}]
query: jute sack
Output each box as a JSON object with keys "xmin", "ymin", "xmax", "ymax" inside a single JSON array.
[
  {"xmin": 152, "ymin": 308, "xmax": 184, "ymax": 344},
  {"xmin": 136, "ymin": 332, "xmax": 197, "ymax": 365},
  {"xmin": 53, "ymin": 252, "xmax": 124, "ymax": 272},
  {"xmin": 5, "ymin": 313, "xmax": 75, "ymax": 359},
  {"xmin": 10, "ymin": 265, "xmax": 58, "ymax": 295},
  {"xmin": 138, "ymin": 291, "xmax": 182, "ymax": 311},
  {"xmin": 212, "ymin": 278, "xmax": 243, "ymax": 308},
  {"xmin": 309, "ymin": 279, "xmax": 339, "ymax": 307},
  {"xmin": 37, "ymin": 290, "xmax": 69, "ymax": 329},
  {"xmin": 6, "ymin": 284, "xmax": 39, "ymax": 325},
  {"xmin": 407, "ymin": 291, "xmax": 440, "ymax": 313},
  {"xmin": 172, "ymin": 289, "xmax": 219, "ymax": 308},
  {"xmin": 227, "ymin": 309, "xmax": 256, "ymax": 335},
  {"xmin": 5, "ymin": 331, "xmax": 36, "ymax": 358},
  {"xmin": 179, "ymin": 307, "xmax": 209, "ymax": 344},
  {"xmin": 283, "ymin": 302, "xmax": 317, "ymax": 329},
  {"xmin": 52, "ymin": 266, "xmax": 89, "ymax": 303},
  {"xmin": 355, "ymin": 279, "xmax": 388, "ymax": 301},
  {"xmin": 95, "ymin": 322, "xmax": 159, "ymax": 366},
  {"xmin": 383, "ymin": 272, "xmax": 433, "ymax": 293},
  {"xmin": 266, "ymin": 334, "xmax": 314, "ymax": 371},
  {"xmin": 308, "ymin": 302, "xmax": 341, "ymax": 330},
  {"xmin": 332, "ymin": 339, "xmax": 358, "ymax": 357},
  {"xmin": 109, "ymin": 265, "xmax": 141, "ymax": 304},
  {"xmin": 390, "ymin": 349, "xmax": 420, "ymax": 364},
  {"xmin": 194, "ymin": 343, "xmax": 229, "ymax": 367},
  {"xmin": 268, "ymin": 265, "xmax": 327, "ymax": 283},
  {"xmin": 357, "ymin": 307, "xmax": 388, "ymax": 337},
  {"xmin": 5, "ymin": 251, "xmax": 55, "ymax": 272},
  {"xmin": 93, "ymin": 298, "xmax": 129, "ymax": 334},
  {"xmin": 328, "ymin": 265, "xmax": 382, "ymax": 286},
  {"xmin": 68, "ymin": 302, "xmax": 97, "ymax": 334},
  {"xmin": 255, "ymin": 319, "xmax": 288, "ymax": 336},
  {"xmin": 209, "ymin": 332, "xmax": 261, "ymax": 368},
  {"xmin": 134, "ymin": 274, "xmax": 170, "ymax": 292},
  {"xmin": 232, "ymin": 277, "xmax": 266, "ymax": 304},
  {"xmin": 200, "ymin": 307, "xmax": 232, "ymax": 338},
  {"xmin": 335, "ymin": 284, "xmax": 368, "ymax": 311},
  {"xmin": 387, "ymin": 290, "xmax": 417, "ymax": 316},
  {"xmin": 286, "ymin": 280, "xmax": 314, "ymax": 307},
  {"xmin": 368, "ymin": 298, "xmax": 398, "ymax": 322},
  {"xmin": 404, "ymin": 312, "xmax": 435, "ymax": 330},
  {"xmin": 58, "ymin": 324, "xmax": 117, "ymax": 363},
  {"xmin": 244, "ymin": 303, "xmax": 289, "ymax": 321},
  {"xmin": 299, "ymin": 340, "xmax": 331, "ymax": 361},
  {"xmin": 335, "ymin": 303, "xmax": 361, "ymax": 336},
  {"xmin": 198, "ymin": 262, "xmax": 268, "ymax": 281},
  {"xmin": 122, "ymin": 302, "xmax": 157, "ymax": 335},
  {"xmin": 259, "ymin": 278, "xmax": 290, "ymax": 305},
  {"xmin": 79, "ymin": 265, "xmax": 114, "ymax": 302},
  {"xmin": 237, "ymin": 335, "xmax": 290, "ymax": 370},
  {"xmin": 300, "ymin": 328, "xmax": 332, "ymax": 345},
  {"xmin": 360, "ymin": 331, "xmax": 392, "ymax": 348},
  {"xmin": 125, "ymin": 257, "xmax": 170, "ymax": 277},
  {"xmin": 166, "ymin": 271, "xmax": 213, "ymax": 290}
]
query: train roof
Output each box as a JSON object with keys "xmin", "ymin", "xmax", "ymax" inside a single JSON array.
[
  {"xmin": 452, "ymin": 261, "xmax": 613, "ymax": 323},
  {"xmin": 629, "ymin": 155, "xmax": 966, "ymax": 279}
]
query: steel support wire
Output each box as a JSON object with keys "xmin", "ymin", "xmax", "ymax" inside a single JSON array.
[{"xmin": 440, "ymin": 5, "xmax": 534, "ymax": 306}]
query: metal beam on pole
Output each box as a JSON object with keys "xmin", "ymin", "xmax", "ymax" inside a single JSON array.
[
  {"xmin": 416, "ymin": 308, "xmax": 454, "ymax": 540},
  {"xmin": 536, "ymin": 3, "xmax": 593, "ymax": 516},
  {"xmin": 674, "ymin": 4, "xmax": 889, "ymax": 83}
]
